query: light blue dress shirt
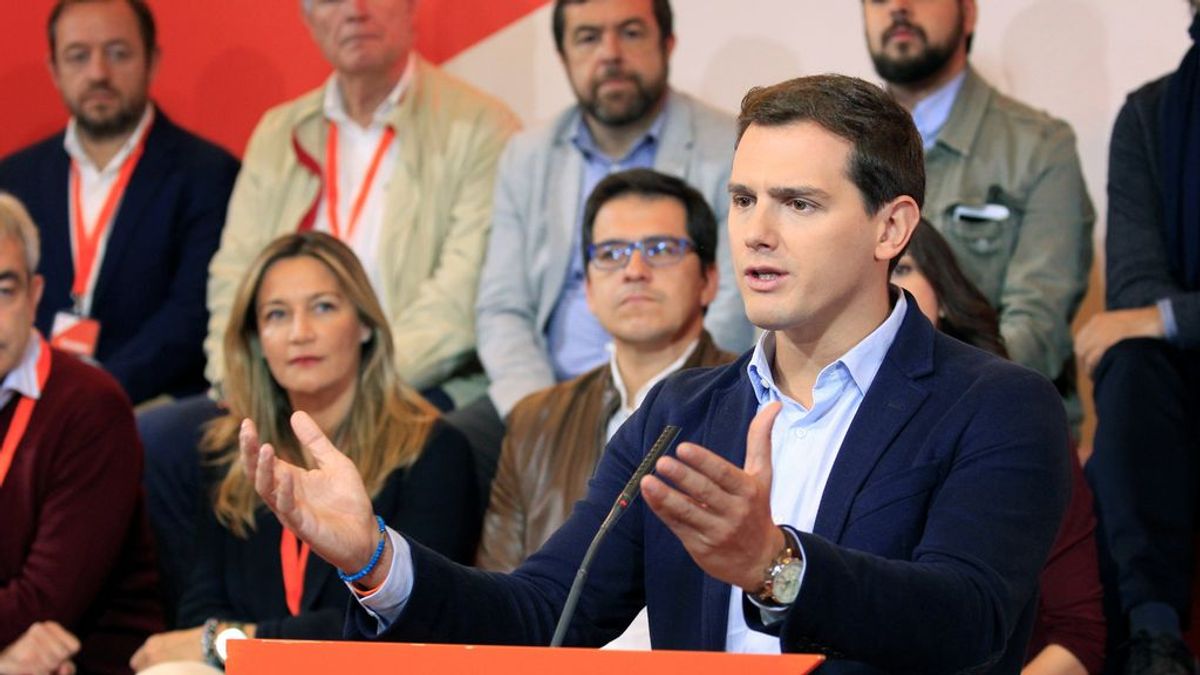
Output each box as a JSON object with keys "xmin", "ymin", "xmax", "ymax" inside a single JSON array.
[
  {"xmin": 910, "ymin": 70, "xmax": 968, "ymax": 150},
  {"xmin": 726, "ymin": 293, "xmax": 908, "ymax": 653},
  {"xmin": 543, "ymin": 109, "xmax": 668, "ymax": 381}
]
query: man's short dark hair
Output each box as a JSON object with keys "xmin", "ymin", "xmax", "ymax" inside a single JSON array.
[
  {"xmin": 737, "ymin": 73, "xmax": 925, "ymax": 216},
  {"xmin": 581, "ymin": 168, "xmax": 717, "ymax": 272},
  {"xmin": 551, "ymin": 0, "xmax": 673, "ymax": 54},
  {"xmin": 48, "ymin": 0, "xmax": 158, "ymax": 59}
]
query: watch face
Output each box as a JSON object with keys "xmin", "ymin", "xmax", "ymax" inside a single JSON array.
[
  {"xmin": 772, "ymin": 560, "xmax": 803, "ymax": 604},
  {"xmin": 215, "ymin": 628, "xmax": 248, "ymax": 662}
]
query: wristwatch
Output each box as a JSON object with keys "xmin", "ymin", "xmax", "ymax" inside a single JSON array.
[
  {"xmin": 752, "ymin": 527, "xmax": 804, "ymax": 607},
  {"xmin": 214, "ymin": 623, "xmax": 248, "ymax": 666}
]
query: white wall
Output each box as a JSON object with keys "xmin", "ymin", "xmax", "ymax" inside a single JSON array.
[{"xmin": 444, "ymin": 0, "xmax": 1195, "ymax": 247}]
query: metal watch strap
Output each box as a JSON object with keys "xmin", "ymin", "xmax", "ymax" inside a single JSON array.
[{"xmin": 201, "ymin": 618, "xmax": 221, "ymax": 668}]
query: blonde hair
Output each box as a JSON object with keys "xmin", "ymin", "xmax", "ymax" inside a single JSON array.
[
  {"xmin": 206, "ymin": 232, "xmax": 438, "ymax": 537},
  {"xmin": 0, "ymin": 193, "xmax": 41, "ymax": 274}
]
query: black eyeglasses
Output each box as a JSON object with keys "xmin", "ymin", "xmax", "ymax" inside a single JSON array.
[{"xmin": 587, "ymin": 236, "xmax": 696, "ymax": 270}]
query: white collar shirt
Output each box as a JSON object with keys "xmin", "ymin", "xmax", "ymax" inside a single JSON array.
[
  {"xmin": 62, "ymin": 103, "xmax": 155, "ymax": 316},
  {"xmin": 726, "ymin": 293, "xmax": 908, "ymax": 653},
  {"xmin": 311, "ymin": 55, "xmax": 415, "ymax": 312},
  {"xmin": 0, "ymin": 334, "xmax": 45, "ymax": 411}
]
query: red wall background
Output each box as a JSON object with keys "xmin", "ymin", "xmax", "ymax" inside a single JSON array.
[{"xmin": 0, "ymin": 1, "xmax": 547, "ymax": 158}]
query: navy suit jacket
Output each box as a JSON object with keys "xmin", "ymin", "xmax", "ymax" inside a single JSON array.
[
  {"xmin": 353, "ymin": 297, "xmax": 1070, "ymax": 674},
  {"xmin": 0, "ymin": 110, "xmax": 238, "ymax": 404}
]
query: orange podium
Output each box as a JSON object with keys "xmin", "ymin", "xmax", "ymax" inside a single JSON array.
[{"xmin": 226, "ymin": 639, "xmax": 825, "ymax": 674}]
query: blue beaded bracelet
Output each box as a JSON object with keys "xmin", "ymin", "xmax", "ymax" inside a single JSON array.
[{"xmin": 338, "ymin": 515, "xmax": 387, "ymax": 583}]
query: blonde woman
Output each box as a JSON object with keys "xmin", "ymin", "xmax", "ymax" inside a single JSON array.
[{"xmin": 131, "ymin": 232, "xmax": 480, "ymax": 671}]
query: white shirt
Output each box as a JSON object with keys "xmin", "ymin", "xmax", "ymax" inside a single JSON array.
[
  {"xmin": 605, "ymin": 338, "xmax": 699, "ymax": 441},
  {"xmin": 726, "ymin": 293, "xmax": 907, "ymax": 653},
  {"xmin": 311, "ymin": 55, "xmax": 415, "ymax": 311},
  {"xmin": 62, "ymin": 104, "xmax": 154, "ymax": 316},
  {"xmin": 0, "ymin": 335, "xmax": 45, "ymax": 410}
]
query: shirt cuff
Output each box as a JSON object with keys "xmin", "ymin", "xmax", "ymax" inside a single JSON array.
[
  {"xmin": 1157, "ymin": 298, "xmax": 1179, "ymax": 343},
  {"xmin": 348, "ymin": 528, "xmax": 414, "ymax": 635}
]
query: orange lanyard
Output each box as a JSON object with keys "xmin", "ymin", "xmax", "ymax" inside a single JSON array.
[
  {"xmin": 324, "ymin": 121, "xmax": 396, "ymax": 242},
  {"xmin": 280, "ymin": 527, "xmax": 311, "ymax": 616},
  {"xmin": 69, "ymin": 122, "xmax": 149, "ymax": 306},
  {"xmin": 0, "ymin": 335, "xmax": 53, "ymax": 488}
]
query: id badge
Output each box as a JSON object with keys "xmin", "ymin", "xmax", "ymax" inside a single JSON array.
[{"xmin": 50, "ymin": 311, "xmax": 101, "ymax": 358}]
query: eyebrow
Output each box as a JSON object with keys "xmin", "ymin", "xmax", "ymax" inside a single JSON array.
[
  {"xmin": 259, "ymin": 290, "xmax": 342, "ymax": 306},
  {"xmin": 572, "ymin": 16, "xmax": 649, "ymax": 35},
  {"xmin": 727, "ymin": 183, "xmax": 833, "ymax": 203}
]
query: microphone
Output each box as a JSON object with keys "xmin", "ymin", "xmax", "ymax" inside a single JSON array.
[{"xmin": 549, "ymin": 424, "xmax": 682, "ymax": 648}]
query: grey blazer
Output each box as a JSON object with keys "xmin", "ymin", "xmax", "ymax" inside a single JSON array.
[{"xmin": 476, "ymin": 90, "xmax": 753, "ymax": 415}]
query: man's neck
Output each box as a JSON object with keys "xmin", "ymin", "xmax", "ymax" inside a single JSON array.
[
  {"xmin": 582, "ymin": 94, "xmax": 667, "ymax": 159},
  {"xmin": 76, "ymin": 126, "xmax": 136, "ymax": 171},
  {"xmin": 612, "ymin": 329, "xmax": 699, "ymax": 404},
  {"xmin": 337, "ymin": 55, "xmax": 409, "ymax": 128},
  {"xmin": 888, "ymin": 58, "xmax": 968, "ymax": 112},
  {"xmin": 771, "ymin": 288, "xmax": 892, "ymax": 408}
]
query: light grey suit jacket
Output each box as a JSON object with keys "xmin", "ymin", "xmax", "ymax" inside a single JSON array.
[{"xmin": 476, "ymin": 90, "xmax": 753, "ymax": 416}]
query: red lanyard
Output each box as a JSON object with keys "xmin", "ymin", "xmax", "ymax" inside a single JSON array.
[
  {"xmin": 0, "ymin": 335, "xmax": 53, "ymax": 488},
  {"xmin": 280, "ymin": 527, "xmax": 311, "ymax": 616},
  {"xmin": 324, "ymin": 121, "xmax": 395, "ymax": 242},
  {"xmin": 69, "ymin": 116, "xmax": 150, "ymax": 306}
]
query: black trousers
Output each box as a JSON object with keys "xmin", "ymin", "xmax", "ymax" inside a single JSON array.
[{"xmin": 1087, "ymin": 337, "xmax": 1200, "ymax": 625}]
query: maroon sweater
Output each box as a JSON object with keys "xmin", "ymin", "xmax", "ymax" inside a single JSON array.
[{"xmin": 0, "ymin": 349, "xmax": 162, "ymax": 675}]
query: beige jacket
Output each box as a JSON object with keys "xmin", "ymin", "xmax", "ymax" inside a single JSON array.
[{"xmin": 205, "ymin": 56, "xmax": 519, "ymax": 400}]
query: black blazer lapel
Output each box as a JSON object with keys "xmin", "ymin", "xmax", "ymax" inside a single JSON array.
[{"xmin": 811, "ymin": 298, "xmax": 935, "ymax": 543}]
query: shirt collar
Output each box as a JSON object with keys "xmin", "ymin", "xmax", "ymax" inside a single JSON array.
[
  {"xmin": 747, "ymin": 292, "xmax": 908, "ymax": 404},
  {"xmin": 908, "ymin": 69, "xmax": 968, "ymax": 150},
  {"xmin": 571, "ymin": 100, "xmax": 668, "ymax": 163},
  {"xmin": 323, "ymin": 54, "xmax": 415, "ymax": 129},
  {"xmin": 0, "ymin": 333, "xmax": 44, "ymax": 403},
  {"xmin": 63, "ymin": 102, "xmax": 155, "ymax": 173},
  {"xmin": 608, "ymin": 337, "xmax": 700, "ymax": 413}
]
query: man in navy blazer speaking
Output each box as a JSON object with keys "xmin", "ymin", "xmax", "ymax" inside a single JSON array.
[{"xmin": 242, "ymin": 73, "xmax": 1070, "ymax": 674}]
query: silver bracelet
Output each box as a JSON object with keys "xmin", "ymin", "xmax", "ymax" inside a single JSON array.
[{"xmin": 201, "ymin": 617, "xmax": 221, "ymax": 668}]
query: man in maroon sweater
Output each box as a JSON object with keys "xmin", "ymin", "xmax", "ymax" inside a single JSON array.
[{"xmin": 0, "ymin": 192, "xmax": 161, "ymax": 675}]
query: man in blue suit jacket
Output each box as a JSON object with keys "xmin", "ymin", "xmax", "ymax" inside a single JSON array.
[
  {"xmin": 0, "ymin": 0, "xmax": 238, "ymax": 405},
  {"xmin": 242, "ymin": 74, "xmax": 1070, "ymax": 673}
]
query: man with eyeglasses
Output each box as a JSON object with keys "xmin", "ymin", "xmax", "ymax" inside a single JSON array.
[{"xmin": 476, "ymin": 168, "xmax": 734, "ymax": 647}]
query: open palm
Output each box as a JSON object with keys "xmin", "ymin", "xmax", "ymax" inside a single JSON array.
[{"xmin": 241, "ymin": 412, "xmax": 379, "ymax": 573}]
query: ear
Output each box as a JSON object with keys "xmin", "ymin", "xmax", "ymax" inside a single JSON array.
[
  {"xmin": 962, "ymin": 0, "xmax": 979, "ymax": 40},
  {"xmin": 359, "ymin": 323, "xmax": 371, "ymax": 345},
  {"xmin": 30, "ymin": 274, "xmax": 44, "ymax": 309},
  {"xmin": 584, "ymin": 269, "xmax": 598, "ymax": 315},
  {"xmin": 662, "ymin": 33, "xmax": 676, "ymax": 60},
  {"xmin": 699, "ymin": 263, "xmax": 718, "ymax": 308},
  {"xmin": 873, "ymin": 196, "xmax": 919, "ymax": 267},
  {"xmin": 147, "ymin": 46, "xmax": 161, "ymax": 82}
]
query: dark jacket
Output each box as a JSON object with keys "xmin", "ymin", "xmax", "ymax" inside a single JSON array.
[
  {"xmin": 179, "ymin": 421, "xmax": 480, "ymax": 639},
  {"xmin": 1106, "ymin": 76, "xmax": 1200, "ymax": 347},
  {"xmin": 351, "ymin": 294, "xmax": 1070, "ymax": 674},
  {"xmin": 476, "ymin": 330, "xmax": 734, "ymax": 572},
  {"xmin": 0, "ymin": 109, "xmax": 239, "ymax": 403}
]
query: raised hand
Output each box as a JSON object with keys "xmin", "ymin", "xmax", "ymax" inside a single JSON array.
[
  {"xmin": 241, "ymin": 412, "xmax": 382, "ymax": 575},
  {"xmin": 640, "ymin": 402, "xmax": 786, "ymax": 592}
]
